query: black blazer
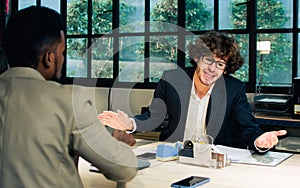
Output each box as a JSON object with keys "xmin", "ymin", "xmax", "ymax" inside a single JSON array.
[{"xmin": 134, "ymin": 67, "xmax": 263, "ymax": 150}]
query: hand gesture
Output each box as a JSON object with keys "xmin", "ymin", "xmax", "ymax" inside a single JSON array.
[
  {"xmin": 98, "ymin": 110, "xmax": 133, "ymax": 131},
  {"xmin": 254, "ymin": 130, "xmax": 287, "ymax": 148}
]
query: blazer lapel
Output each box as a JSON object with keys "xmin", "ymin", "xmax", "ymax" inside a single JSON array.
[
  {"xmin": 206, "ymin": 75, "xmax": 227, "ymax": 140},
  {"xmin": 164, "ymin": 67, "xmax": 194, "ymax": 142}
]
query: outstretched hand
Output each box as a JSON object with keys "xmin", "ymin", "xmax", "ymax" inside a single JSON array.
[
  {"xmin": 98, "ymin": 110, "xmax": 133, "ymax": 131},
  {"xmin": 254, "ymin": 130, "xmax": 287, "ymax": 149}
]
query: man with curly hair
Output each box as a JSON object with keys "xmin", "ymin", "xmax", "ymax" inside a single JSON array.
[{"xmin": 99, "ymin": 31, "xmax": 286, "ymax": 152}]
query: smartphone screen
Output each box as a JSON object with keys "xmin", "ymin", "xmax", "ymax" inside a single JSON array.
[{"xmin": 171, "ymin": 176, "xmax": 210, "ymax": 188}]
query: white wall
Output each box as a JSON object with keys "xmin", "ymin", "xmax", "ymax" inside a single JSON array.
[
  {"xmin": 94, "ymin": 88, "xmax": 154, "ymax": 116},
  {"xmin": 94, "ymin": 87, "xmax": 256, "ymax": 116}
]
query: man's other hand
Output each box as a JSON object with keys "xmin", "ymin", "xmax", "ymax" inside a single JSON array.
[
  {"xmin": 113, "ymin": 129, "xmax": 136, "ymax": 146},
  {"xmin": 254, "ymin": 130, "xmax": 287, "ymax": 148}
]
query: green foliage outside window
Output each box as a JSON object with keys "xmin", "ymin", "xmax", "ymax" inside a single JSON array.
[
  {"xmin": 92, "ymin": 0, "xmax": 113, "ymax": 34},
  {"xmin": 150, "ymin": 0, "xmax": 210, "ymax": 62},
  {"xmin": 151, "ymin": 0, "xmax": 178, "ymax": 27},
  {"xmin": 67, "ymin": 0, "xmax": 211, "ymax": 79},
  {"xmin": 231, "ymin": 0, "xmax": 291, "ymax": 85},
  {"xmin": 185, "ymin": 0, "xmax": 210, "ymax": 31},
  {"xmin": 66, "ymin": 0, "xmax": 136, "ymax": 78},
  {"xmin": 66, "ymin": 0, "xmax": 291, "ymax": 85},
  {"xmin": 67, "ymin": 1, "xmax": 88, "ymax": 35}
]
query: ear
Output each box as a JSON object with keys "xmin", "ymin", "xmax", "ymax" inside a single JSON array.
[{"xmin": 42, "ymin": 51, "xmax": 55, "ymax": 68}]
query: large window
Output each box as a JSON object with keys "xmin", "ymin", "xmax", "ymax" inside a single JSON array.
[{"xmin": 7, "ymin": 0, "xmax": 299, "ymax": 94}]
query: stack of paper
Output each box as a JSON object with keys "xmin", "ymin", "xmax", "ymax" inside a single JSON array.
[
  {"xmin": 214, "ymin": 145, "xmax": 293, "ymax": 167},
  {"xmin": 215, "ymin": 145, "xmax": 253, "ymax": 162}
]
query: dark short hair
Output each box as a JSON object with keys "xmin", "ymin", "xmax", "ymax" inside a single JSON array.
[
  {"xmin": 4, "ymin": 6, "xmax": 64, "ymax": 68},
  {"xmin": 187, "ymin": 31, "xmax": 244, "ymax": 74}
]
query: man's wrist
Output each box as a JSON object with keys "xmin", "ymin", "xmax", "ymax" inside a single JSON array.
[
  {"xmin": 126, "ymin": 118, "xmax": 136, "ymax": 134},
  {"xmin": 254, "ymin": 142, "xmax": 270, "ymax": 153}
]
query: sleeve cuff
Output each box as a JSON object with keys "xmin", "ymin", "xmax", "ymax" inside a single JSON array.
[
  {"xmin": 254, "ymin": 142, "xmax": 271, "ymax": 153},
  {"xmin": 126, "ymin": 118, "xmax": 136, "ymax": 134}
]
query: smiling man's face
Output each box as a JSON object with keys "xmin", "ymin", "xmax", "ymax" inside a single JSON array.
[{"xmin": 195, "ymin": 56, "xmax": 228, "ymax": 86}]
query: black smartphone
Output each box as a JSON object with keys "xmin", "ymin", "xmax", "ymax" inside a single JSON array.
[{"xmin": 171, "ymin": 176, "xmax": 210, "ymax": 188}]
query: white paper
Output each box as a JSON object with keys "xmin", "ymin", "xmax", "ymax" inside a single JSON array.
[
  {"xmin": 215, "ymin": 145, "xmax": 293, "ymax": 166},
  {"xmin": 237, "ymin": 151, "xmax": 293, "ymax": 166},
  {"xmin": 132, "ymin": 146, "xmax": 157, "ymax": 156},
  {"xmin": 215, "ymin": 145, "xmax": 253, "ymax": 162}
]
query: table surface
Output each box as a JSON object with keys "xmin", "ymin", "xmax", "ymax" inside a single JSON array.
[{"xmin": 79, "ymin": 141, "xmax": 300, "ymax": 188}]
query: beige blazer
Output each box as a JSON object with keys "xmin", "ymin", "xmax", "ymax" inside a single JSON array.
[{"xmin": 0, "ymin": 67, "xmax": 137, "ymax": 188}]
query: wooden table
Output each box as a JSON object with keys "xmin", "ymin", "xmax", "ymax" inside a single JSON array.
[{"xmin": 79, "ymin": 142, "xmax": 300, "ymax": 188}]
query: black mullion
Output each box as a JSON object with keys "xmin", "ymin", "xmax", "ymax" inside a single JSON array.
[
  {"xmin": 177, "ymin": 0, "xmax": 185, "ymax": 69},
  {"xmin": 36, "ymin": 0, "xmax": 41, "ymax": 7},
  {"xmin": 87, "ymin": 0, "xmax": 93, "ymax": 78},
  {"xmin": 0, "ymin": 0, "xmax": 5, "ymax": 47},
  {"xmin": 248, "ymin": 0, "xmax": 257, "ymax": 92},
  {"xmin": 112, "ymin": 0, "xmax": 119, "ymax": 80},
  {"xmin": 292, "ymin": 0, "xmax": 298, "ymax": 79},
  {"xmin": 256, "ymin": 28, "xmax": 294, "ymax": 33},
  {"xmin": 60, "ymin": 0, "xmax": 67, "ymax": 23},
  {"xmin": 144, "ymin": 0, "xmax": 150, "ymax": 83},
  {"xmin": 11, "ymin": 0, "xmax": 18, "ymax": 12},
  {"xmin": 214, "ymin": 0, "xmax": 219, "ymax": 30},
  {"xmin": 0, "ymin": 0, "xmax": 6, "ymax": 73},
  {"xmin": 61, "ymin": 0, "xmax": 67, "ymax": 79}
]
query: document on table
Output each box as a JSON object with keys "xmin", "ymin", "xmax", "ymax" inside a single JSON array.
[
  {"xmin": 133, "ymin": 145, "xmax": 157, "ymax": 157},
  {"xmin": 215, "ymin": 145, "xmax": 293, "ymax": 167},
  {"xmin": 236, "ymin": 151, "xmax": 293, "ymax": 166},
  {"xmin": 215, "ymin": 145, "xmax": 253, "ymax": 162}
]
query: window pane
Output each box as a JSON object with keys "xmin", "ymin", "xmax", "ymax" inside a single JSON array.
[
  {"xmin": 67, "ymin": 0, "xmax": 88, "ymax": 35},
  {"xmin": 41, "ymin": 0, "xmax": 60, "ymax": 13},
  {"xmin": 150, "ymin": 0, "xmax": 178, "ymax": 32},
  {"xmin": 119, "ymin": 0, "xmax": 144, "ymax": 33},
  {"xmin": 149, "ymin": 35, "xmax": 177, "ymax": 82},
  {"xmin": 91, "ymin": 37, "xmax": 114, "ymax": 78},
  {"xmin": 185, "ymin": 35, "xmax": 199, "ymax": 67},
  {"xmin": 185, "ymin": 0, "xmax": 214, "ymax": 31},
  {"xmin": 232, "ymin": 34, "xmax": 249, "ymax": 82},
  {"xmin": 92, "ymin": 0, "xmax": 112, "ymax": 34},
  {"xmin": 220, "ymin": 0, "xmax": 247, "ymax": 30},
  {"xmin": 257, "ymin": 0, "xmax": 292, "ymax": 29},
  {"xmin": 119, "ymin": 36, "xmax": 144, "ymax": 82},
  {"xmin": 186, "ymin": 0, "xmax": 213, "ymax": 31},
  {"xmin": 18, "ymin": 0, "xmax": 35, "ymax": 10},
  {"xmin": 66, "ymin": 38, "xmax": 88, "ymax": 77},
  {"xmin": 257, "ymin": 33, "xmax": 292, "ymax": 87}
]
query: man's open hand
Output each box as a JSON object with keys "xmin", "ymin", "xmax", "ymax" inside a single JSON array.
[
  {"xmin": 255, "ymin": 130, "xmax": 287, "ymax": 148},
  {"xmin": 98, "ymin": 110, "xmax": 133, "ymax": 131}
]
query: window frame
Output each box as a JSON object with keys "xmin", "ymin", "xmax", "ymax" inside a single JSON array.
[{"xmin": 6, "ymin": 0, "xmax": 299, "ymax": 94}]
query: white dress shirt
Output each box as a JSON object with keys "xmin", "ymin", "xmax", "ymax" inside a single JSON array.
[{"xmin": 183, "ymin": 80, "xmax": 214, "ymax": 143}]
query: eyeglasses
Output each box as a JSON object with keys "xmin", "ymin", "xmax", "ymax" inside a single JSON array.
[{"xmin": 201, "ymin": 56, "xmax": 227, "ymax": 70}]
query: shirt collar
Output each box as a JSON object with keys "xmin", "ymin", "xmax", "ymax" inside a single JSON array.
[
  {"xmin": 191, "ymin": 79, "xmax": 215, "ymax": 100},
  {"xmin": 0, "ymin": 67, "xmax": 46, "ymax": 81}
]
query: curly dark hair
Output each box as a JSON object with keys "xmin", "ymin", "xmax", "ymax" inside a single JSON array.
[{"xmin": 187, "ymin": 31, "xmax": 244, "ymax": 74}]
